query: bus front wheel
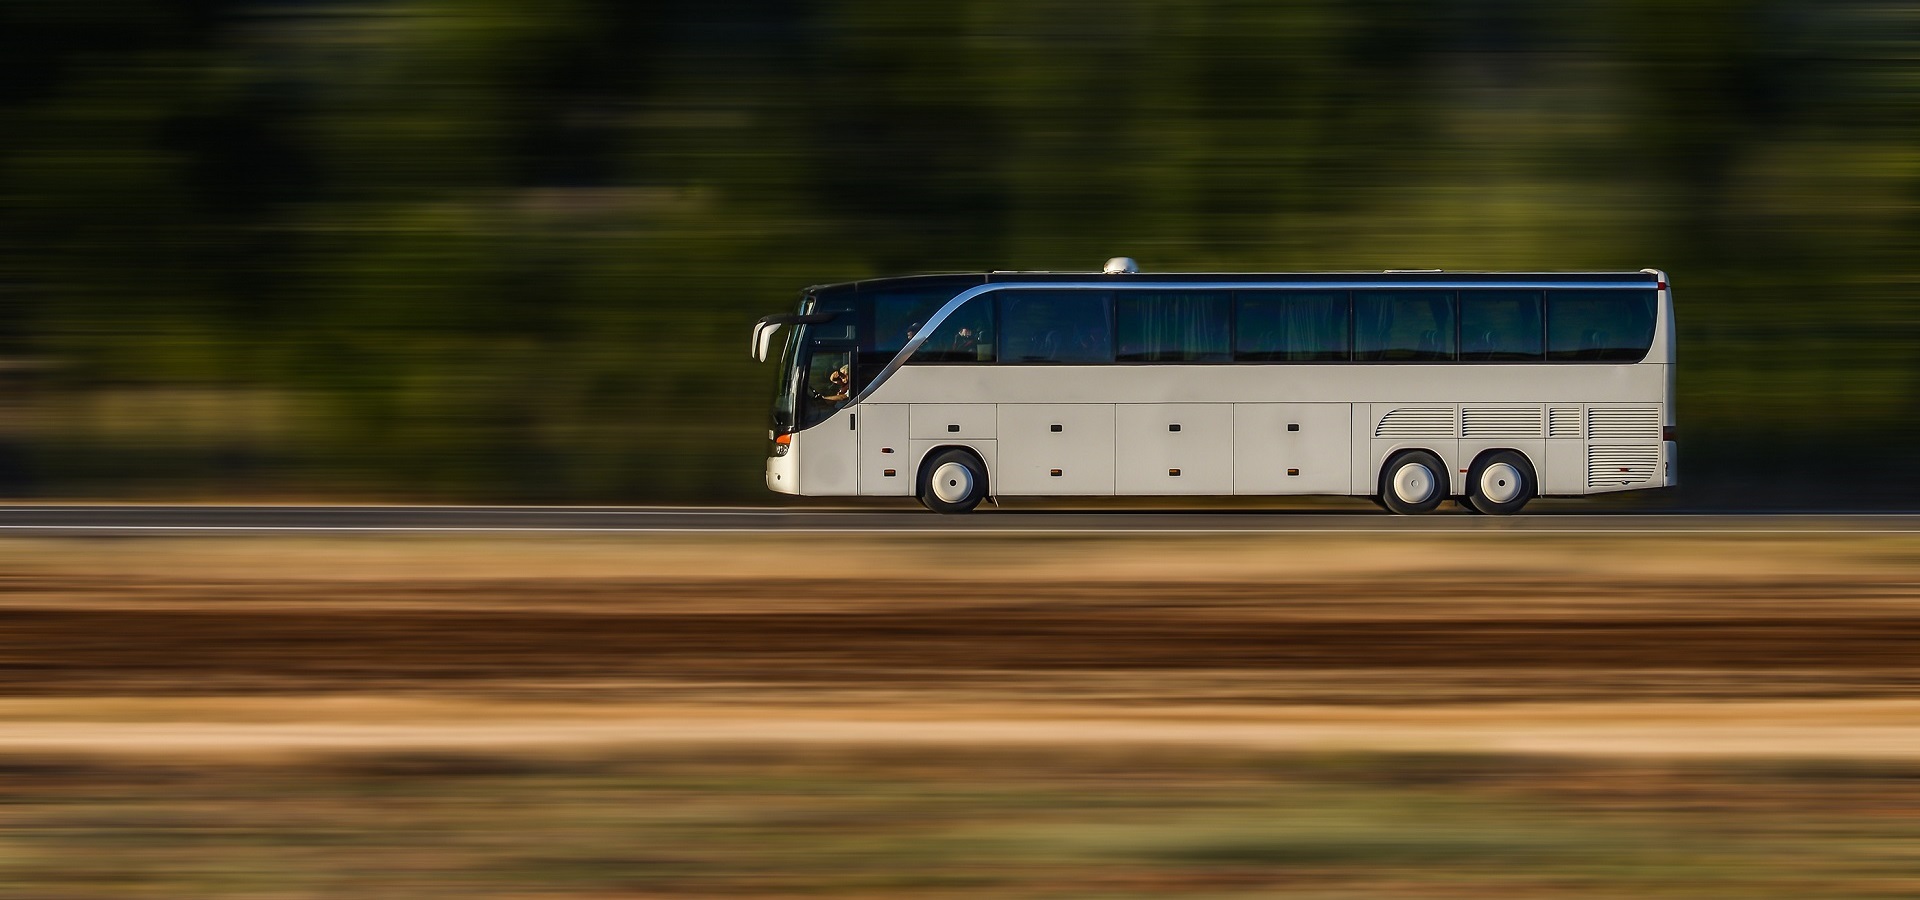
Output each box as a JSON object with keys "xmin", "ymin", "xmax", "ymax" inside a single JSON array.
[
  {"xmin": 919, "ymin": 449, "xmax": 987, "ymax": 514},
  {"xmin": 1379, "ymin": 450, "xmax": 1447, "ymax": 515},
  {"xmin": 1466, "ymin": 450, "xmax": 1535, "ymax": 516}
]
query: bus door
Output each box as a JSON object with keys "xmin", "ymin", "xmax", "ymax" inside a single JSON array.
[{"xmin": 798, "ymin": 344, "xmax": 859, "ymax": 495}]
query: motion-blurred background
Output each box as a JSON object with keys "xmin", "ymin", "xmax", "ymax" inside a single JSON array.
[{"xmin": 2, "ymin": 0, "xmax": 1915, "ymax": 505}]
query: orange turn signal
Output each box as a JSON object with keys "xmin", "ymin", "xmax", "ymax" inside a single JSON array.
[{"xmin": 774, "ymin": 433, "xmax": 792, "ymax": 445}]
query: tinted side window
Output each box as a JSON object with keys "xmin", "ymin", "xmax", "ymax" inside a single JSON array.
[
  {"xmin": 1235, "ymin": 291, "xmax": 1349, "ymax": 361},
  {"xmin": 1354, "ymin": 291, "xmax": 1454, "ymax": 361},
  {"xmin": 907, "ymin": 295, "xmax": 995, "ymax": 363},
  {"xmin": 800, "ymin": 347, "xmax": 853, "ymax": 429},
  {"xmin": 1459, "ymin": 291, "xmax": 1544, "ymax": 361},
  {"xmin": 1116, "ymin": 292, "xmax": 1231, "ymax": 362},
  {"xmin": 1548, "ymin": 290, "xmax": 1657, "ymax": 361},
  {"xmin": 871, "ymin": 288, "xmax": 960, "ymax": 356},
  {"xmin": 999, "ymin": 291, "xmax": 1113, "ymax": 363},
  {"xmin": 804, "ymin": 293, "xmax": 859, "ymax": 344}
]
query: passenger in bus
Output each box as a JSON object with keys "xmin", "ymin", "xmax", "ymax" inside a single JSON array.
[{"xmin": 950, "ymin": 326, "xmax": 979, "ymax": 357}]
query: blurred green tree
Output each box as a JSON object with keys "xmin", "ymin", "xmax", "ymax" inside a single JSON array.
[{"xmin": 0, "ymin": 0, "xmax": 1914, "ymax": 503}]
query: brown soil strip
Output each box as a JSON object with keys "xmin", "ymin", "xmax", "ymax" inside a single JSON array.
[{"xmin": 1, "ymin": 698, "xmax": 1917, "ymax": 760}]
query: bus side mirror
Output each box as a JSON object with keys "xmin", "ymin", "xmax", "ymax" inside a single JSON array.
[
  {"xmin": 751, "ymin": 311, "xmax": 839, "ymax": 361},
  {"xmin": 752, "ymin": 322, "xmax": 783, "ymax": 362}
]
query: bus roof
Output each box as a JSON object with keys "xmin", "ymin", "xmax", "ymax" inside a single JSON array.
[{"xmin": 807, "ymin": 270, "xmax": 1659, "ymax": 294}]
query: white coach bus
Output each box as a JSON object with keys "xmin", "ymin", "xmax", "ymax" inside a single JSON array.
[{"xmin": 751, "ymin": 260, "xmax": 1676, "ymax": 515}]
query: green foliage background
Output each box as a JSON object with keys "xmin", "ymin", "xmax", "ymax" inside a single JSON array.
[{"xmin": 1, "ymin": 0, "xmax": 1916, "ymax": 504}]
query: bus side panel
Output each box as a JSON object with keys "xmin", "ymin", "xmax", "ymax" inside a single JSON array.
[
  {"xmin": 1540, "ymin": 401, "xmax": 1581, "ymax": 495},
  {"xmin": 1544, "ymin": 438, "xmax": 1586, "ymax": 495},
  {"xmin": 1118, "ymin": 404, "xmax": 1233, "ymax": 495},
  {"xmin": 857, "ymin": 404, "xmax": 912, "ymax": 496},
  {"xmin": 1349, "ymin": 403, "xmax": 1372, "ymax": 495},
  {"xmin": 1232, "ymin": 403, "xmax": 1351, "ymax": 495},
  {"xmin": 795, "ymin": 406, "xmax": 859, "ymax": 496},
  {"xmin": 910, "ymin": 404, "xmax": 997, "ymax": 440},
  {"xmin": 1582, "ymin": 402, "xmax": 1666, "ymax": 494},
  {"xmin": 997, "ymin": 404, "xmax": 1116, "ymax": 495}
]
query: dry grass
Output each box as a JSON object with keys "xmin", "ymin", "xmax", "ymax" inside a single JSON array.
[
  {"xmin": 5, "ymin": 530, "xmax": 1913, "ymax": 591},
  {"xmin": 2, "ymin": 531, "xmax": 1919, "ymax": 896},
  {"xmin": 7, "ymin": 747, "xmax": 1920, "ymax": 898}
]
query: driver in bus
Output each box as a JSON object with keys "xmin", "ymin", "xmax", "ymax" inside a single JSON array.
[{"xmin": 820, "ymin": 365, "xmax": 852, "ymax": 403}]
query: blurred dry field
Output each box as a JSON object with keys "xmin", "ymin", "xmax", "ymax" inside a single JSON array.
[{"xmin": 4, "ymin": 531, "xmax": 1920, "ymax": 897}]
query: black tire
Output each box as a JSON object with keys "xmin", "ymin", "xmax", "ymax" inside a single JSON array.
[
  {"xmin": 918, "ymin": 449, "xmax": 988, "ymax": 514},
  {"xmin": 1465, "ymin": 450, "xmax": 1535, "ymax": 516},
  {"xmin": 1458, "ymin": 495, "xmax": 1485, "ymax": 514},
  {"xmin": 1378, "ymin": 450, "xmax": 1448, "ymax": 516}
]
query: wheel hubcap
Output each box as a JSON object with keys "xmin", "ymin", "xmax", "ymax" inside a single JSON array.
[
  {"xmin": 1479, "ymin": 462, "xmax": 1523, "ymax": 504},
  {"xmin": 1392, "ymin": 462, "xmax": 1436, "ymax": 505},
  {"xmin": 930, "ymin": 462, "xmax": 974, "ymax": 504}
]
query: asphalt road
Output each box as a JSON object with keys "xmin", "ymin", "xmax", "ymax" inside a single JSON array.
[{"xmin": 0, "ymin": 504, "xmax": 1916, "ymax": 534}]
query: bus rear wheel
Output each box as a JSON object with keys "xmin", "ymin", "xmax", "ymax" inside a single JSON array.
[
  {"xmin": 919, "ymin": 449, "xmax": 987, "ymax": 514},
  {"xmin": 1379, "ymin": 450, "xmax": 1447, "ymax": 515},
  {"xmin": 1466, "ymin": 451, "xmax": 1535, "ymax": 516}
]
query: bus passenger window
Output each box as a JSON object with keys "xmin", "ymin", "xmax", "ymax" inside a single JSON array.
[
  {"xmin": 1234, "ymin": 291, "xmax": 1349, "ymax": 361},
  {"xmin": 999, "ymin": 291, "xmax": 1113, "ymax": 363},
  {"xmin": 1547, "ymin": 291, "xmax": 1657, "ymax": 361},
  {"xmin": 1354, "ymin": 291, "xmax": 1455, "ymax": 361},
  {"xmin": 907, "ymin": 295, "xmax": 995, "ymax": 363},
  {"xmin": 872, "ymin": 291, "xmax": 958, "ymax": 355},
  {"xmin": 1459, "ymin": 291, "xmax": 1544, "ymax": 361},
  {"xmin": 1117, "ymin": 292, "xmax": 1230, "ymax": 362}
]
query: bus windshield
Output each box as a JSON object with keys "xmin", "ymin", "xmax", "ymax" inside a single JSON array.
[{"xmin": 770, "ymin": 325, "xmax": 801, "ymax": 429}]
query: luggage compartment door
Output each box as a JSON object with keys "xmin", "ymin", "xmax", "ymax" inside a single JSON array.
[
  {"xmin": 1116, "ymin": 404, "xmax": 1233, "ymax": 494},
  {"xmin": 997, "ymin": 404, "xmax": 1116, "ymax": 495},
  {"xmin": 1233, "ymin": 403, "xmax": 1352, "ymax": 495}
]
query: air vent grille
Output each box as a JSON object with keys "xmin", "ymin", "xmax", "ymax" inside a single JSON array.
[
  {"xmin": 1587, "ymin": 407, "xmax": 1660, "ymax": 442},
  {"xmin": 1462, "ymin": 407, "xmax": 1543, "ymax": 439},
  {"xmin": 1374, "ymin": 408, "xmax": 1456, "ymax": 439},
  {"xmin": 1587, "ymin": 445, "xmax": 1659, "ymax": 488},
  {"xmin": 1548, "ymin": 407, "xmax": 1581, "ymax": 439}
]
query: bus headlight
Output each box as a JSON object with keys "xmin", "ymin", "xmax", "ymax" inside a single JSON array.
[{"xmin": 770, "ymin": 433, "xmax": 792, "ymax": 457}]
